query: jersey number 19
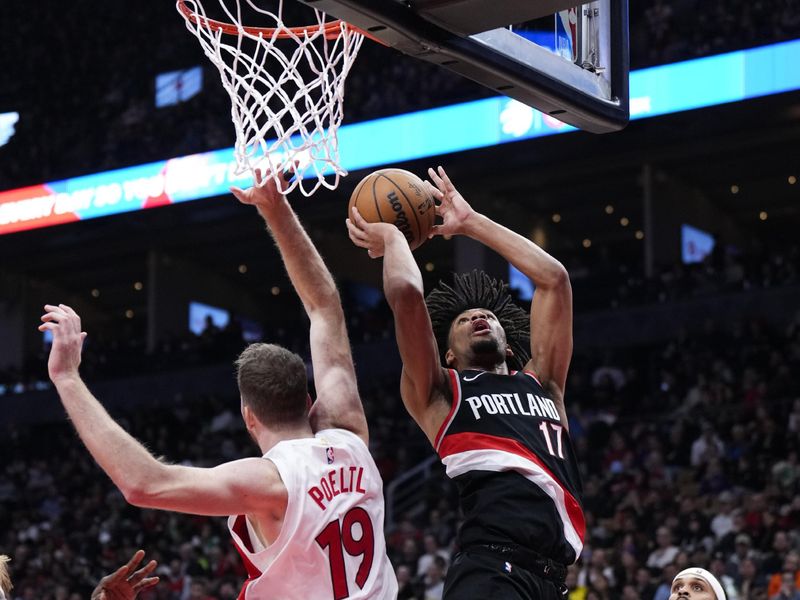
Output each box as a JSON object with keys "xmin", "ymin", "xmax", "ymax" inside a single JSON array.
[{"xmin": 316, "ymin": 507, "xmax": 375, "ymax": 599}]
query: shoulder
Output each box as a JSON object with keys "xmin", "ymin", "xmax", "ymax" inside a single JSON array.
[
  {"xmin": 215, "ymin": 457, "xmax": 288, "ymax": 508},
  {"xmin": 238, "ymin": 456, "xmax": 286, "ymax": 484}
]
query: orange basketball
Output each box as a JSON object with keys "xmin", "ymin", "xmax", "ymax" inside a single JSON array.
[{"xmin": 348, "ymin": 169, "xmax": 436, "ymax": 250}]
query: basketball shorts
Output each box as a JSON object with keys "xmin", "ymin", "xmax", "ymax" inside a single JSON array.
[{"xmin": 443, "ymin": 549, "xmax": 568, "ymax": 600}]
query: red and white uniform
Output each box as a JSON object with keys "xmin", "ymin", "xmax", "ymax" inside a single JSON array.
[{"xmin": 228, "ymin": 429, "xmax": 397, "ymax": 600}]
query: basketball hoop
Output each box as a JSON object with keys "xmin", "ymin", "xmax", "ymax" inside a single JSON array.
[{"xmin": 176, "ymin": 0, "xmax": 367, "ymax": 196}]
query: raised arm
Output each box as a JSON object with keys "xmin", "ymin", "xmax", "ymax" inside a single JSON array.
[
  {"xmin": 428, "ymin": 167, "xmax": 572, "ymax": 419},
  {"xmin": 346, "ymin": 209, "xmax": 450, "ymax": 443},
  {"xmin": 40, "ymin": 305, "xmax": 286, "ymax": 517},
  {"xmin": 231, "ymin": 170, "xmax": 367, "ymax": 443}
]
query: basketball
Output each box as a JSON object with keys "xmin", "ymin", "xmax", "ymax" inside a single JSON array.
[{"xmin": 348, "ymin": 169, "xmax": 436, "ymax": 250}]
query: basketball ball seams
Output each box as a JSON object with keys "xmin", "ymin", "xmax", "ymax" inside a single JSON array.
[
  {"xmin": 372, "ymin": 175, "xmax": 385, "ymax": 223},
  {"xmin": 382, "ymin": 173, "xmax": 423, "ymax": 247},
  {"xmin": 349, "ymin": 175, "xmax": 368, "ymax": 216}
]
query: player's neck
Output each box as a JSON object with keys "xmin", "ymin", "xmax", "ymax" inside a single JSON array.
[
  {"xmin": 460, "ymin": 361, "xmax": 509, "ymax": 375},
  {"xmin": 255, "ymin": 423, "xmax": 315, "ymax": 453}
]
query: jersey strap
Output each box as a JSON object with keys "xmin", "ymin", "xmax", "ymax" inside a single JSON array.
[
  {"xmin": 438, "ymin": 431, "xmax": 585, "ymax": 557},
  {"xmin": 434, "ymin": 369, "xmax": 462, "ymax": 452}
]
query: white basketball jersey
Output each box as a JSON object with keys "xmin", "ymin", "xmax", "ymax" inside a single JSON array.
[{"xmin": 228, "ymin": 429, "xmax": 398, "ymax": 600}]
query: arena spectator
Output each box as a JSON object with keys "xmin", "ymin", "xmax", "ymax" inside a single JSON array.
[
  {"xmin": 737, "ymin": 558, "xmax": 767, "ymax": 600},
  {"xmin": 416, "ymin": 534, "xmax": 450, "ymax": 580},
  {"xmin": 648, "ymin": 528, "xmax": 680, "ymax": 570},
  {"xmin": 771, "ymin": 572, "xmax": 800, "ymax": 600},
  {"xmin": 422, "ymin": 556, "xmax": 447, "ymax": 600},
  {"xmin": 767, "ymin": 555, "xmax": 800, "ymax": 599},
  {"xmin": 691, "ymin": 423, "xmax": 726, "ymax": 468},
  {"xmin": 396, "ymin": 565, "xmax": 420, "ymax": 600}
]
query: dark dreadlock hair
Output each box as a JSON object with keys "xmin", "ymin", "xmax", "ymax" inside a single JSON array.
[{"xmin": 425, "ymin": 270, "xmax": 530, "ymax": 371}]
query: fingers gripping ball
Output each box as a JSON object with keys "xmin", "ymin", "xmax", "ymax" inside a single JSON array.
[{"xmin": 348, "ymin": 169, "xmax": 436, "ymax": 250}]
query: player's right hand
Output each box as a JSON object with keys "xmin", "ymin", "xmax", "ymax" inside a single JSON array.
[
  {"xmin": 230, "ymin": 166, "xmax": 292, "ymax": 215},
  {"xmin": 39, "ymin": 303, "xmax": 87, "ymax": 383},
  {"xmin": 346, "ymin": 206, "xmax": 404, "ymax": 259}
]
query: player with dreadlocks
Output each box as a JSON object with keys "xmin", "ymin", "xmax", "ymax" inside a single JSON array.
[{"xmin": 347, "ymin": 165, "xmax": 583, "ymax": 600}]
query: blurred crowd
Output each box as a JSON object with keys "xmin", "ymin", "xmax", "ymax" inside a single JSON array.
[
  {"xmin": 631, "ymin": 0, "xmax": 800, "ymax": 68},
  {"xmin": 3, "ymin": 238, "xmax": 798, "ymax": 396},
  {"xmin": 1, "ymin": 292, "xmax": 799, "ymax": 599},
  {"xmin": 569, "ymin": 241, "xmax": 800, "ymax": 311},
  {"xmin": 2, "ymin": 0, "xmax": 799, "ymax": 189}
]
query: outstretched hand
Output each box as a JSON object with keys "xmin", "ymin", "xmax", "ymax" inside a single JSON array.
[
  {"xmin": 90, "ymin": 550, "xmax": 159, "ymax": 600},
  {"xmin": 230, "ymin": 167, "xmax": 293, "ymax": 215},
  {"xmin": 39, "ymin": 304, "xmax": 87, "ymax": 384},
  {"xmin": 346, "ymin": 206, "xmax": 404, "ymax": 259},
  {"xmin": 426, "ymin": 165, "xmax": 476, "ymax": 238}
]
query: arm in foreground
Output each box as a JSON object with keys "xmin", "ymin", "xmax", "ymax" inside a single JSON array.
[
  {"xmin": 40, "ymin": 304, "xmax": 286, "ymax": 516},
  {"xmin": 346, "ymin": 209, "xmax": 448, "ymax": 442},
  {"xmin": 231, "ymin": 170, "xmax": 367, "ymax": 442}
]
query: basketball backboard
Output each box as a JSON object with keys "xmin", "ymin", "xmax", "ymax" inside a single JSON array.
[{"xmin": 299, "ymin": 0, "xmax": 629, "ymax": 133}]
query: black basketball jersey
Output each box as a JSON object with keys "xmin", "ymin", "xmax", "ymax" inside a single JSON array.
[{"xmin": 434, "ymin": 369, "xmax": 585, "ymax": 565}]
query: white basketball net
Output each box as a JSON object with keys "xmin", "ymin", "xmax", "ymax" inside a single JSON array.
[{"xmin": 177, "ymin": 0, "xmax": 365, "ymax": 196}]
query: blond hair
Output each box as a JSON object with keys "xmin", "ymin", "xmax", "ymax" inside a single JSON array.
[{"xmin": 0, "ymin": 555, "xmax": 12, "ymax": 597}]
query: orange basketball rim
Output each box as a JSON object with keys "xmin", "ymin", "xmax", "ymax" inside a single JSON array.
[{"xmin": 176, "ymin": 0, "xmax": 380, "ymax": 42}]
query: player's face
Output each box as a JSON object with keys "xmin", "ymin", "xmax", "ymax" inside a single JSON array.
[
  {"xmin": 446, "ymin": 308, "xmax": 508, "ymax": 368},
  {"xmin": 669, "ymin": 577, "xmax": 716, "ymax": 600}
]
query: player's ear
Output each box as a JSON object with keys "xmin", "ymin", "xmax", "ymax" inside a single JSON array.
[
  {"xmin": 445, "ymin": 348, "xmax": 457, "ymax": 368},
  {"xmin": 505, "ymin": 344, "xmax": 514, "ymax": 359},
  {"xmin": 241, "ymin": 402, "xmax": 258, "ymax": 430}
]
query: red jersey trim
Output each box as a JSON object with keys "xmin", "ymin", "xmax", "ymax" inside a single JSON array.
[
  {"xmin": 523, "ymin": 370, "xmax": 543, "ymax": 387},
  {"xmin": 434, "ymin": 369, "xmax": 462, "ymax": 452},
  {"xmin": 231, "ymin": 515, "xmax": 264, "ymax": 579},
  {"xmin": 438, "ymin": 431, "xmax": 585, "ymax": 544},
  {"xmin": 236, "ymin": 579, "xmax": 253, "ymax": 600}
]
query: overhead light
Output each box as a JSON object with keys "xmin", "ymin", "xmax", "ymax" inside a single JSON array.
[
  {"xmin": 425, "ymin": 262, "xmax": 435, "ymax": 272},
  {"xmin": 605, "ymin": 205, "xmax": 614, "ymax": 214},
  {"xmin": 789, "ymin": 175, "xmax": 797, "ymax": 185},
  {"xmin": 125, "ymin": 309, "xmax": 134, "ymax": 319},
  {"xmin": 238, "ymin": 264, "xmax": 248, "ymax": 274},
  {"xmin": 759, "ymin": 211, "xmax": 768, "ymax": 221},
  {"xmin": 582, "ymin": 238, "xmax": 592, "ymax": 248},
  {"xmin": 90, "ymin": 289, "xmax": 100, "ymax": 298},
  {"xmin": 730, "ymin": 184, "xmax": 739, "ymax": 194},
  {"xmin": 271, "ymin": 286, "xmax": 280, "ymax": 296},
  {"xmin": 133, "ymin": 281, "xmax": 143, "ymax": 291},
  {"xmin": 635, "ymin": 230, "xmax": 644, "ymax": 240},
  {"xmin": 0, "ymin": 111, "xmax": 19, "ymax": 148},
  {"xmin": 552, "ymin": 213, "xmax": 561, "ymax": 223},
  {"xmin": 620, "ymin": 217, "xmax": 629, "ymax": 227}
]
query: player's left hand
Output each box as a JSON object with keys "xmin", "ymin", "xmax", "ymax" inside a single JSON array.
[
  {"xmin": 346, "ymin": 206, "xmax": 404, "ymax": 259},
  {"xmin": 230, "ymin": 166, "xmax": 293, "ymax": 215},
  {"xmin": 426, "ymin": 165, "xmax": 476, "ymax": 238},
  {"xmin": 90, "ymin": 549, "xmax": 159, "ymax": 600},
  {"xmin": 39, "ymin": 304, "xmax": 87, "ymax": 383}
]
